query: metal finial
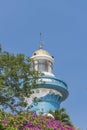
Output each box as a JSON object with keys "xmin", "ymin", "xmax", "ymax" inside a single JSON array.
[
  {"xmin": 39, "ymin": 43, "xmax": 43, "ymax": 49},
  {"xmin": 40, "ymin": 32, "xmax": 42, "ymax": 41},
  {"xmin": 39, "ymin": 32, "xmax": 44, "ymax": 49}
]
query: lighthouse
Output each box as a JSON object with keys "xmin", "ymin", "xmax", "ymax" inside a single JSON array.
[{"xmin": 27, "ymin": 43, "xmax": 69, "ymax": 114}]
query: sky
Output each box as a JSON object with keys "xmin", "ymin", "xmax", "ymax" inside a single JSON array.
[{"xmin": 0, "ymin": 0, "xmax": 87, "ymax": 129}]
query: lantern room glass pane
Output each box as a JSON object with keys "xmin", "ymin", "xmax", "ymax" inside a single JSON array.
[
  {"xmin": 31, "ymin": 59, "xmax": 53, "ymax": 73},
  {"xmin": 38, "ymin": 60, "xmax": 52, "ymax": 72}
]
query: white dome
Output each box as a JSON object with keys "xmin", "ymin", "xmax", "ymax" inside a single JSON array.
[{"xmin": 32, "ymin": 49, "xmax": 51, "ymax": 57}]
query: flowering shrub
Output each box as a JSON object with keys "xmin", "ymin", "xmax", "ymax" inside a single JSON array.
[{"xmin": 0, "ymin": 111, "xmax": 75, "ymax": 130}]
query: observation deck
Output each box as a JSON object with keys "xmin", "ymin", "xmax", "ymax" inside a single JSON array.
[{"xmin": 37, "ymin": 76, "xmax": 68, "ymax": 101}]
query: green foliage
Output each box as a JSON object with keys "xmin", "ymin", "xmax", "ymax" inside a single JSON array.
[
  {"xmin": 49, "ymin": 108, "xmax": 73, "ymax": 126},
  {"xmin": 0, "ymin": 46, "xmax": 41, "ymax": 113}
]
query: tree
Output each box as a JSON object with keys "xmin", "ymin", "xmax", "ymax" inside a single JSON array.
[
  {"xmin": 0, "ymin": 45, "xmax": 40, "ymax": 113},
  {"xmin": 49, "ymin": 108, "xmax": 73, "ymax": 126}
]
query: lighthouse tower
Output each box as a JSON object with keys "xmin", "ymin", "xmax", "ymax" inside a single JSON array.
[{"xmin": 27, "ymin": 43, "xmax": 69, "ymax": 113}]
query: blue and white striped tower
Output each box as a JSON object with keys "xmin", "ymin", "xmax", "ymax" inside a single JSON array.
[{"xmin": 27, "ymin": 44, "xmax": 69, "ymax": 113}]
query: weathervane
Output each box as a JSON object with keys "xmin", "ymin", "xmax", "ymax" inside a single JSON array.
[{"xmin": 39, "ymin": 32, "xmax": 44, "ymax": 49}]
